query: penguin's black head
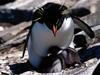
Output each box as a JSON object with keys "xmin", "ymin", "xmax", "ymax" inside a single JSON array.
[
  {"xmin": 43, "ymin": 3, "xmax": 67, "ymax": 18},
  {"xmin": 42, "ymin": 3, "xmax": 67, "ymax": 36}
]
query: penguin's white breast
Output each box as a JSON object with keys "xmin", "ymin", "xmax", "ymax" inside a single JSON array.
[{"xmin": 28, "ymin": 17, "xmax": 74, "ymax": 67}]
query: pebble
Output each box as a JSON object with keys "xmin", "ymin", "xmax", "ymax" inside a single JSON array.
[{"xmin": 0, "ymin": 26, "xmax": 4, "ymax": 31}]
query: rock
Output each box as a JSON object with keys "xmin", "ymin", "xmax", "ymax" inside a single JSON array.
[
  {"xmin": 1, "ymin": 71, "xmax": 9, "ymax": 75},
  {"xmin": 0, "ymin": 26, "xmax": 4, "ymax": 31},
  {"xmin": 20, "ymin": 71, "xmax": 35, "ymax": 75},
  {"xmin": 0, "ymin": 0, "xmax": 15, "ymax": 5},
  {"xmin": 0, "ymin": 60, "xmax": 8, "ymax": 64},
  {"xmin": 73, "ymin": 0, "xmax": 100, "ymax": 27},
  {"xmin": 0, "ymin": 0, "xmax": 62, "ymax": 10}
]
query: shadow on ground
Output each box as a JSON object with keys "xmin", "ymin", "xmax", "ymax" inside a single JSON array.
[{"xmin": 9, "ymin": 61, "xmax": 33, "ymax": 74}]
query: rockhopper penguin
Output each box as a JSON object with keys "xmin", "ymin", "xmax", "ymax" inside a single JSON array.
[
  {"xmin": 28, "ymin": 3, "xmax": 74, "ymax": 69},
  {"xmin": 22, "ymin": 2, "xmax": 95, "ymax": 72}
]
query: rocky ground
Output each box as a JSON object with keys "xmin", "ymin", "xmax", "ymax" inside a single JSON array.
[
  {"xmin": 0, "ymin": 44, "xmax": 100, "ymax": 75},
  {"xmin": 0, "ymin": 0, "xmax": 100, "ymax": 75}
]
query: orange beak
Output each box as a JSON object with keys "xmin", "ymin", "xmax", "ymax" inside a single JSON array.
[{"xmin": 52, "ymin": 25, "xmax": 57, "ymax": 36}]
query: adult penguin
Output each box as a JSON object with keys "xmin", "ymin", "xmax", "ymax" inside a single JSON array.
[{"xmin": 22, "ymin": 2, "xmax": 95, "ymax": 72}]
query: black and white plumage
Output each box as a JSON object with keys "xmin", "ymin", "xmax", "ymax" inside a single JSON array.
[
  {"xmin": 22, "ymin": 2, "xmax": 95, "ymax": 72},
  {"xmin": 28, "ymin": 3, "xmax": 74, "ymax": 68},
  {"xmin": 28, "ymin": 17, "xmax": 74, "ymax": 67}
]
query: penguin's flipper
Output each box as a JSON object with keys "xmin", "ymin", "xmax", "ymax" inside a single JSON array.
[
  {"xmin": 70, "ymin": 7, "xmax": 90, "ymax": 17},
  {"xmin": 21, "ymin": 21, "xmax": 36, "ymax": 58},
  {"xmin": 72, "ymin": 16, "xmax": 95, "ymax": 39},
  {"xmin": 21, "ymin": 8, "xmax": 43, "ymax": 58},
  {"xmin": 21, "ymin": 25, "xmax": 32, "ymax": 58}
]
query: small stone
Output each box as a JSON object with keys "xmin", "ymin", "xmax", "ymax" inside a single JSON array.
[
  {"xmin": 74, "ymin": 63, "xmax": 80, "ymax": 67},
  {"xmin": 5, "ymin": 66, "xmax": 10, "ymax": 71},
  {"xmin": 1, "ymin": 71, "xmax": 9, "ymax": 75},
  {"xmin": 0, "ymin": 26, "xmax": 4, "ymax": 31},
  {"xmin": 20, "ymin": 71, "xmax": 34, "ymax": 75},
  {"xmin": 0, "ymin": 60, "xmax": 8, "ymax": 64}
]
